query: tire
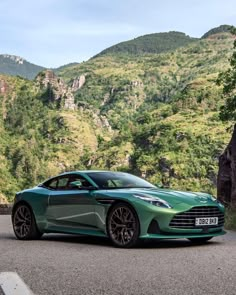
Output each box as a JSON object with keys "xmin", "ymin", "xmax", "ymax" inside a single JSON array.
[
  {"xmin": 107, "ymin": 202, "xmax": 140, "ymax": 248},
  {"xmin": 12, "ymin": 203, "xmax": 43, "ymax": 240},
  {"xmin": 188, "ymin": 237, "xmax": 213, "ymax": 244}
]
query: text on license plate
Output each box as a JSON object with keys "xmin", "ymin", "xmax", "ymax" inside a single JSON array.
[{"xmin": 195, "ymin": 217, "xmax": 218, "ymax": 226}]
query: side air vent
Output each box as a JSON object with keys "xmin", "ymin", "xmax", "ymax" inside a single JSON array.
[{"xmin": 148, "ymin": 219, "xmax": 161, "ymax": 234}]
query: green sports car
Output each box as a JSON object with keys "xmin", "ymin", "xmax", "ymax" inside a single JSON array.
[{"xmin": 12, "ymin": 171, "xmax": 226, "ymax": 248}]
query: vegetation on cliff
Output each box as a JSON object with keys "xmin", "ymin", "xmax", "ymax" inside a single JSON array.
[
  {"xmin": 202, "ymin": 25, "xmax": 232, "ymax": 39},
  {"xmin": 0, "ymin": 26, "xmax": 234, "ymax": 202},
  {"xmin": 94, "ymin": 31, "xmax": 197, "ymax": 57}
]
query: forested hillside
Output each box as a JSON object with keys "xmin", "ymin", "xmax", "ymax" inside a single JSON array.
[
  {"xmin": 95, "ymin": 31, "xmax": 197, "ymax": 57},
  {"xmin": 0, "ymin": 27, "xmax": 234, "ymax": 201},
  {"xmin": 201, "ymin": 24, "xmax": 231, "ymax": 39},
  {"xmin": 0, "ymin": 55, "xmax": 45, "ymax": 80}
]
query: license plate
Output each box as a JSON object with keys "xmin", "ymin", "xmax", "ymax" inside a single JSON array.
[{"xmin": 195, "ymin": 217, "xmax": 218, "ymax": 226}]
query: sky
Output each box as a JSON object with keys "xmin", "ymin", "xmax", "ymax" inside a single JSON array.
[{"xmin": 1, "ymin": 0, "xmax": 236, "ymax": 68}]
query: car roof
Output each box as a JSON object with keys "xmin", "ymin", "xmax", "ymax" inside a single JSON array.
[
  {"xmin": 40, "ymin": 170, "xmax": 116, "ymax": 186},
  {"xmin": 59, "ymin": 170, "xmax": 123, "ymax": 175}
]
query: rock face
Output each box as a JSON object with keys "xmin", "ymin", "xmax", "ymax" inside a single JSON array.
[
  {"xmin": 36, "ymin": 70, "xmax": 77, "ymax": 110},
  {"xmin": 217, "ymin": 125, "xmax": 236, "ymax": 208},
  {"xmin": 0, "ymin": 79, "xmax": 8, "ymax": 94},
  {"xmin": 92, "ymin": 113, "xmax": 112, "ymax": 132},
  {"xmin": 3, "ymin": 54, "xmax": 24, "ymax": 64},
  {"xmin": 71, "ymin": 75, "xmax": 86, "ymax": 92}
]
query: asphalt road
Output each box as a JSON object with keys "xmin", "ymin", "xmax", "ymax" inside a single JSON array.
[{"xmin": 0, "ymin": 215, "xmax": 236, "ymax": 295}]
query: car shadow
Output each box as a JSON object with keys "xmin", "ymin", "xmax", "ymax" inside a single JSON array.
[
  {"xmin": 42, "ymin": 234, "xmax": 112, "ymax": 247},
  {"xmin": 39, "ymin": 234, "xmax": 222, "ymax": 249},
  {"xmin": 136, "ymin": 238, "xmax": 221, "ymax": 249}
]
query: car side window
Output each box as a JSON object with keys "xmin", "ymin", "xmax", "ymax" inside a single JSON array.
[
  {"xmin": 57, "ymin": 177, "xmax": 70, "ymax": 190},
  {"xmin": 67, "ymin": 175, "xmax": 92, "ymax": 190},
  {"xmin": 107, "ymin": 179, "xmax": 123, "ymax": 187},
  {"xmin": 49, "ymin": 179, "xmax": 58, "ymax": 189},
  {"xmin": 42, "ymin": 175, "xmax": 92, "ymax": 190},
  {"xmin": 42, "ymin": 178, "xmax": 58, "ymax": 190}
]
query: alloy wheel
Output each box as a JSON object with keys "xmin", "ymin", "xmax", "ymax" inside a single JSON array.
[
  {"xmin": 108, "ymin": 205, "xmax": 138, "ymax": 247},
  {"xmin": 13, "ymin": 205, "xmax": 32, "ymax": 239}
]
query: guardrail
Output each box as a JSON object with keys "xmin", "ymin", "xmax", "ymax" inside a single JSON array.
[{"xmin": 0, "ymin": 204, "xmax": 12, "ymax": 215}]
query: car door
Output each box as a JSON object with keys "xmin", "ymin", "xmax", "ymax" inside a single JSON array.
[{"xmin": 46, "ymin": 174, "xmax": 97, "ymax": 230}]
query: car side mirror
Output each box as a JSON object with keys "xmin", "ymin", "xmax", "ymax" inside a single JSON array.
[
  {"xmin": 69, "ymin": 181, "xmax": 97, "ymax": 191},
  {"xmin": 69, "ymin": 181, "xmax": 82, "ymax": 188}
]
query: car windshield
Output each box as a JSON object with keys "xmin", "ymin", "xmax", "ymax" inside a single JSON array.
[{"xmin": 87, "ymin": 172, "xmax": 156, "ymax": 189}]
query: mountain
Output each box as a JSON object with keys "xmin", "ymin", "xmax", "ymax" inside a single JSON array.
[
  {"xmin": 94, "ymin": 31, "xmax": 198, "ymax": 57},
  {"xmin": 201, "ymin": 25, "xmax": 232, "ymax": 39},
  {"xmin": 55, "ymin": 31, "xmax": 233, "ymax": 193},
  {"xmin": 0, "ymin": 26, "xmax": 235, "ymax": 202},
  {"xmin": 0, "ymin": 54, "xmax": 45, "ymax": 80},
  {"xmin": 54, "ymin": 62, "xmax": 80, "ymax": 74}
]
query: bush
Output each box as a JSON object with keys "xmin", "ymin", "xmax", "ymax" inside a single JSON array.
[{"xmin": 225, "ymin": 208, "xmax": 236, "ymax": 230}]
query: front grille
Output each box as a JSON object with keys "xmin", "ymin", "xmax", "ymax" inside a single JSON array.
[{"xmin": 169, "ymin": 206, "xmax": 224, "ymax": 229}]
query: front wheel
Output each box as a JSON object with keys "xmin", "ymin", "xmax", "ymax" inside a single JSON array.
[
  {"xmin": 12, "ymin": 203, "xmax": 43, "ymax": 240},
  {"xmin": 188, "ymin": 237, "xmax": 213, "ymax": 244},
  {"xmin": 107, "ymin": 203, "xmax": 140, "ymax": 248}
]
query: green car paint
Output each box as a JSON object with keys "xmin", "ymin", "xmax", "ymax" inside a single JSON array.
[{"xmin": 12, "ymin": 171, "xmax": 226, "ymax": 244}]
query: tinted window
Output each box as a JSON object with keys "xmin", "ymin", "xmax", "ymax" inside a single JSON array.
[
  {"xmin": 87, "ymin": 172, "xmax": 155, "ymax": 189},
  {"xmin": 42, "ymin": 178, "xmax": 58, "ymax": 190},
  {"xmin": 42, "ymin": 174, "xmax": 94, "ymax": 190},
  {"xmin": 49, "ymin": 179, "xmax": 57, "ymax": 189},
  {"xmin": 57, "ymin": 177, "xmax": 69, "ymax": 190}
]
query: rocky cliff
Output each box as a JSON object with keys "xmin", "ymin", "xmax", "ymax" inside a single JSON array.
[
  {"xmin": 217, "ymin": 125, "xmax": 236, "ymax": 208},
  {"xmin": 36, "ymin": 70, "xmax": 77, "ymax": 110}
]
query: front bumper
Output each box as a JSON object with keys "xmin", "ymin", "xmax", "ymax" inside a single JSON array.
[
  {"xmin": 140, "ymin": 230, "xmax": 226, "ymax": 239},
  {"xmin": 135, "ymin": 202, "xmax": 226, "ymax": 239}
]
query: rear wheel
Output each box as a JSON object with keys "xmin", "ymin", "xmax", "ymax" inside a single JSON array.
[
  {"xmin": 188, "ymin": 237, "xmax": 213, "ymax": 244},
  {"xmin": 107, "ymin": 203, "xmax": 140, "ymax": 248},
  {"xmin": 12, "ymin": 203, "xmax": 42, "ymax": 240}
]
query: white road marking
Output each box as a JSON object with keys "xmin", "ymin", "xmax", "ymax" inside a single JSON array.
[{"xmin": 0, "ymin": 272, "xmax": 33, "ymax": 295}]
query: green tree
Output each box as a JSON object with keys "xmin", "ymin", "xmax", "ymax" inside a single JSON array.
[{"xmin": 217, "ymin": 26, "xmax": 236, "ymax": 121}]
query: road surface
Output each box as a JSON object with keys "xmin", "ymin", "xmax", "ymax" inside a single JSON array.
[{"xmin": 0, "ymin": 215, "xmax": 236, "ymax": 295}]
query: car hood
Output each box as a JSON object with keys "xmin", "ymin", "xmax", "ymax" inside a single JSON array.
[
  {"xmin": 131, "ymin": 188, "xmax": 216, "ymax": 206},
  {"xmin": 101, "ymin": 187, "xmax": 216, "ymax": 207}
]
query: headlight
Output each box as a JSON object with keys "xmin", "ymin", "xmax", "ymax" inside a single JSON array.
[
  {"xmin": 210, "ymin": 196, "xmax": 217, "ymax": 202},
  {"xmin": 210, "ymin": 196, "xmax": 224, "ymax": 207},
  {"xmin": 133, "ymin": 193, "xmax": 172, "ymax": 209}
]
